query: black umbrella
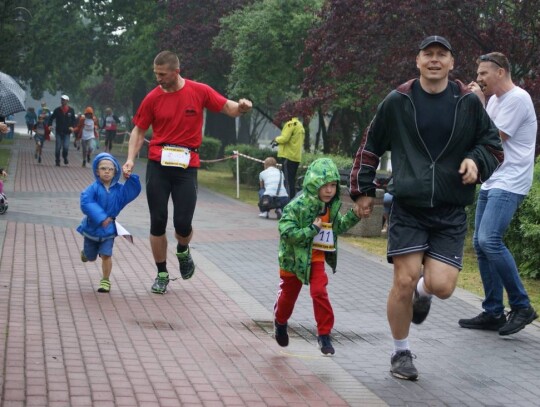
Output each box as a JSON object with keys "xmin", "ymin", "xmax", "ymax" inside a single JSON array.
[{"xmin": 0, "ymin": 71, "xmax": 26, "ymax": 117}]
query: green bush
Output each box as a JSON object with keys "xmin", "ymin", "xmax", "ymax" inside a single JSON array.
[
  {"xmin": 199, "ymin": 136, "xmax": 222, "ymax": 169},
  {"xmin": 506, "ymin": 158, "xmax": 540, "ymax": 279},
  {"xmin": 225, "ymin": 144, "xmax": 275, "ymax": 186}
]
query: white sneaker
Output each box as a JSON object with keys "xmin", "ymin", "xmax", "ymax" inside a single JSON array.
[{"xmin": 259, "ymin": 211, "xmax": 269, "ymax": 218}]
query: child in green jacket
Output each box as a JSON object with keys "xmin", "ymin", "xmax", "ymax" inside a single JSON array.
[{"xmin": 274, "ymin": 158, "xmax": 360, "ymax": 355}]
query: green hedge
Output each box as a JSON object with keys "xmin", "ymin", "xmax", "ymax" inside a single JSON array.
[
  {"xmin": 199, "ymin": 136, "xmax": 222, "ymax": 169},
  {"xmin": 506, "ymin": 158, "xmax": 540, "ymax": 279}
]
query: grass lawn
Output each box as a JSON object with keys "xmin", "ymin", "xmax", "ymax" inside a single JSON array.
[{"xmin": 199, "ymin": 161, "xmax": 540, "ymax": 312}]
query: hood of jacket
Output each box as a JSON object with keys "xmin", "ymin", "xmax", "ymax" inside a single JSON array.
[
  {"xmin": 302, "ymin": 158, "xmax": 341, "ymax": 198},
  {"xmin": 92, "ymin": 152, "xmax": 121, "ymax": 186}
]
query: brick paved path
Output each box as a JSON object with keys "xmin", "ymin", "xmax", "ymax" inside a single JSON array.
[{"xmin": 1, "ymin": 136, "xmax": 540, "ymax": 406}]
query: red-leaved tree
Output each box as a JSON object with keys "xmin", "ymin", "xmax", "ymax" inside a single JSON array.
[{"xmin": 295, "ymin": 0, "xmax": 540, "ymax": 155}]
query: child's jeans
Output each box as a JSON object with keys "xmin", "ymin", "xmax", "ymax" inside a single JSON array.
[{"xmin": 274, "ymin": 261, "xmax": 334, "ymax": 335}]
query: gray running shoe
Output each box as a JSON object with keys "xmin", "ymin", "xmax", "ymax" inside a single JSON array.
[
  {"xmin": 390, "ymin": 350, "xmax": 418, "ymax": 380},
  {"xmin": 177, "ymin": 248, "xmax": 195, "ymax": 280},
  {"xmin": 151, "ymin": 272, "xmax": 169, "ymax": 294}
]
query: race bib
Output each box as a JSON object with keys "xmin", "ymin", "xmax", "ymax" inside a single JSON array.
[
  {"xmin": 312, "ymin": 222, "xmax": 336, "ymax": 252},
  {"xmin": 161, "ymin": 146, "xmax": 191, "ymax": 168}
]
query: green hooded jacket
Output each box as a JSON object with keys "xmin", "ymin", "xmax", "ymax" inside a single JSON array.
[{"xmin": 278, "ymin": 158, "xmax": 360, "ymax": 284}]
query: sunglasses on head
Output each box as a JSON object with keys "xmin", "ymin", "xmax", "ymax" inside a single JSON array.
[{"xmin": 479, "ymin": 54, "xmax": 503, "ymax": 68}]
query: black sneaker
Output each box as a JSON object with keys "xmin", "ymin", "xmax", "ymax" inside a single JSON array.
[
  {"xmin": 274, "ymin": 321, "xmax": 289, "ymax": 347},
  {"xmin": 64, "ymin": 159, "xmax": 69, "ymax": 165},
  {"xmin": 499, "ymin": 306, "xmax": 538, "ymax": 336},
  {"xmin": 458, "ymin": 312, "xmax": 507, "ymax": 331},
  {"xmin": 151, "ymin": 272, "xmax": 169, "ymax": 294},
  {"xmin": 55, "ymin": 162, "xmax": 60, "ymax": 167},
  {"xmin": 317, "ymin": 334, "xmax": 335, "ymax": 355},
  {"xmin": 412, "ymin": 289, "xmax": 432, "ymax": 324},
  {"xmin": 390, "ymin": 350, "xmax": 418, "ymax": 380},
  {"xmin": 177, "ymin": 248, "xmax": 195, "ymax": 280}
]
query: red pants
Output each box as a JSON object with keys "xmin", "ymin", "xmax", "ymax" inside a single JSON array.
[{"xmin": 274, "ymin": 261, "xmax": 334, "ymax": 335}]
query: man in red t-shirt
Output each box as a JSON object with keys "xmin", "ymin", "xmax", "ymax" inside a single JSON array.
[{"xmin": 122, "ymin": 50, "xmax": 252, "ymax": 294}]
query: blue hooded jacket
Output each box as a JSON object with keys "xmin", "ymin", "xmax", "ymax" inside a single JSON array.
[{"xmin": 77, "ymin": 152, "xmax": 141, "ymax": 241}]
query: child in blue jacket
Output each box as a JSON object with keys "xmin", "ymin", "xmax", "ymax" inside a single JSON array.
[{"xmin": 77, "ymin": 152, "xmax": 141, "ymax": 292}]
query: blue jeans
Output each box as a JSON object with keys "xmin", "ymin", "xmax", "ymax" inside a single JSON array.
[
  {"xmin": 55, "ymin": 132, "xmax": 71, "ymax": 164},
  {"xmin": 473, "ymin": 188, "xmax": 529, "ymax": 315}
]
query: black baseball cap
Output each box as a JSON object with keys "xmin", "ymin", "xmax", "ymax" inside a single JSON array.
[{"xmin": 418, "ymin": 35, "xmax": 452, "ymax": 53}]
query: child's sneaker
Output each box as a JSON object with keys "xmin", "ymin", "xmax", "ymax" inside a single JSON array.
[
  {"xmin": 317, "ymin": 334, "xmax": 335, "ymax": 355},
  {"xmin": 151, "ymin": 272, "xmax": 169, "ymax": 294},
  {"xmin": 177, "ymin": 248, "xmax": 195, "ymax": 280},
  {"xmin": 274, "ymin": 320, "xmax": 289, "ymax": 347},
  {"xmin": 97, "ymin": 278, "xmax": 111, "ymax": 293},
  {"xmin": 259, "ymin": 211, "xmax": 269, "ymax": 218},
  {"xmin": 80, "ymin": 250, "xmax": 88, "ymax": 263}
]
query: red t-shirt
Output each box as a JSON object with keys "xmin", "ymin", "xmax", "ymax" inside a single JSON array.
[{"xmin": 133, "ymin": 79, "xmax": 227, "ymax": 167}]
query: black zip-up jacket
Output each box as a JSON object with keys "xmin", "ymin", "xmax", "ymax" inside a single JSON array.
[
  {"xmin": 350, "ymin": 79, "xmax": 504, "ymax": 208},
  {"xmin": 48, "ymin": 106, "xmax": 76, "ymax": 135}
]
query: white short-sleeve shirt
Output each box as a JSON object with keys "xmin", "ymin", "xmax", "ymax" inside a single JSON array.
[
  {"xmin": 482, "ymin": 86, "xmax": 537, "ymax": 195},
  {"xmin": 259, "ymin": 166, "xmax": 288, "ymax": 197}
]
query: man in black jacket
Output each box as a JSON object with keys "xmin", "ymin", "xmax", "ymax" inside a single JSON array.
[
  {"xmin": 49, "ymin": 95, "xmax": 76, "ymax": 166},
  {"xmin": 350, "ymin": 36, "xmax": 504, "ymax": 381}
]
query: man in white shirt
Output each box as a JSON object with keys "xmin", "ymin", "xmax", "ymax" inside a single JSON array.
[{"xmin": 459, "ymin": 52, "xmax": 538, "ymax": 336}]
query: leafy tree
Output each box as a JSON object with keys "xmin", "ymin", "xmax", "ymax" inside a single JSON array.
[{"xmin": 215, "ymin": 0, "xmax": 323, "ymax": 144}]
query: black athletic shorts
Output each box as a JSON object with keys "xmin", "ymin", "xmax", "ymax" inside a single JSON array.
[{"xmin": 387, "ymin": 200, "xmax": 467, "ymax": 270}]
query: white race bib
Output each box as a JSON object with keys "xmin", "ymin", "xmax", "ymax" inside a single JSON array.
[
  {"xmin": 161, "ymin": 146, "xmax": 191, "ymax": 168},
  {"xmin": 312, "ymin": 222, "xmax": 335, "ymax": 252}
]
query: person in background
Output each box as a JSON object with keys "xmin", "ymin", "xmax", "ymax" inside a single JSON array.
[
  {"xmin": 122, "ymin": 50, "xmax": 252, "ymax": 295},
  {"xmin": 258, "ymin": 157, "xmax": 288, "ymax": 219},
  {"xmin": 33, "ymin": 114, "xmax": 49, "ymax": 164},
  {"xmin": 102, "ymin": 107, "xmax": 120, "ymax": 153},
  {"xmin": 350, "ymin": 35, "xmax": 503, "ymax": 380},
  {"xmin": 5, "ymin": 115, "xmax": 15, "ymax": 139},
  {"xmin": 272, "ymin": 116, "xmax": 305, "ymax": 199},
  {"xmin": 25, "ymin": 107, "xmax": 37, "ymax": 137},
  {"xmin": 74, "ymin": 107, "xmax": 99, "ymax": 167},
  {"xmin": 48, "ymin": 95, "xmax": 76, "ymax": 166},
  {"xmin": 37, "ymin": 101, "xmax": 51, "ymax": 122},
  {"xmin": 458, "ymin": 52, "xmax": 538, "ymax": 336}
]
